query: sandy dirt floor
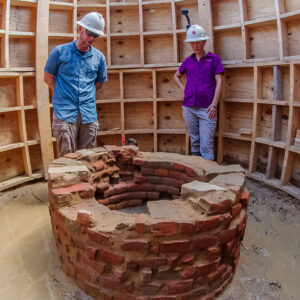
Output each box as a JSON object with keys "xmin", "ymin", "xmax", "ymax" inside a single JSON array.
[{"xmin": 0, "ymin": 178, "xmax": 299, "ymax": 300}]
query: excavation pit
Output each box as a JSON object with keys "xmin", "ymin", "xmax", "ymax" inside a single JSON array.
[{"xmin": 48, "ymin": 146, "xmax": 249, "ymax": 300}]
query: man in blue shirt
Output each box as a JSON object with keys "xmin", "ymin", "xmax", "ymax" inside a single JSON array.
[{"xmin": 44, "ymin": 12, "xmax": 107, "ymax": 157}]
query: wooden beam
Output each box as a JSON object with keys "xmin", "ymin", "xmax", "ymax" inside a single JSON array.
[{"xmin": 36, "ymin": 0, "xmax": 54, "ymax": 179}]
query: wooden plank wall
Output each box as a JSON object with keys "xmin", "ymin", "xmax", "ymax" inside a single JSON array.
[{"xmin": 0, "ymin": 0, "xmax": 299, "ymax": 199}]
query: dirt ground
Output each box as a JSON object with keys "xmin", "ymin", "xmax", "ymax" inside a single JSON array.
[{"xmin": 0, "ymin": 178, "xmax": 299, "ymax": 300}]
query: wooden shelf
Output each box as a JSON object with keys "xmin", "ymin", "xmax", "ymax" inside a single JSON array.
[{"xmin": 255, "ymin": 137, "xmax": 286, "ymax": 149}]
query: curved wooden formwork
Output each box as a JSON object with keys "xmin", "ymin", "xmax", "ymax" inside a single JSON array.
[{"xmin": 0, "ymin": 0, "xmax": 299, "ymax": 198}]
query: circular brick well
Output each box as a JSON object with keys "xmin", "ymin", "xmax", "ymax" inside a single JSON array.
[{"xmin": 48, "ymin": 146, "xmax": 249, "ymax": 300}]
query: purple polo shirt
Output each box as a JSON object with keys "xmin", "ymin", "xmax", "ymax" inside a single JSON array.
[{"xmin": 179, "ymin": 52, "xmax": 224, "ymax": 108}]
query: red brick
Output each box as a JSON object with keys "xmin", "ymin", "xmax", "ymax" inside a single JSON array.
[
  {"xmin": 147, "ymin": 192, "xmax": 160, "ymax": 200},
  {"xmin": 240, "ymin": 191, "xmax": 250, "ymax": 207},
  {"xmin": 96, "ymin": 182, "xmax": 110, "ymax": 192},
  {"xmin": 130, "ymin": 183, "xmax": 155, "ymax": 192},
  {"xmin": 147, "ymin": 161, "xmax": 173, "ymax": 169},
  {"xmin": 231, "ymin": 203, "xmax": 242, "ymax": 218},
  {"xmin": 77, "ymin": 210, "xmax": 91, "ymax": 225},
  {"xmin": 104, "ymin": 186, "xmax": 115, "ymax": 198},
  {"xmin": 209, "ymin": 200, "xmax": 232, "ymax": 214},
  {"xmin": 64, "ymin": 152, "xmax": 82, "ymax": 160},
  {"xmin": 132, "ymin": 157, "xmax": 148, "ymax": 166},
  {"xmin": 154, "ymin": 184, "xmax": 169, "ymax": 193},
  {"xmin": 180, "ymin": 222, "xmax": 195, "ymax": 235},
  {"xmin": 100, "ymin": 276, "xmax": 119, "ymax": 290},
  {"xmin": 193, "ymin": 237, "xmax": 218, "ymax": 250},
  {"xmin": 160, "ymin": 240, "xmax": 190, "ymax": 253},
  {"xmin": 151, "ymin": 241, "xmax": 160, "ymax": 255},
  {"xmin": 220, "ymin": 213, "xmax": 233, "ymax": 229},
  {"xmin": 167, "ymin": 279, "xmax": 193, "ymax": 295},
  {"xmin": 184, "ymin": 166, "xmax": 195, "ymax": 177},
  {"xmin": 114, "ymin": 199, "xmax": 143, "ymax": 210},
  {"xmin": 84, "ymin": 246, "xmax": 98, "ymax": 260},
  {"xmin": 143, "ymin": 297, "xmax": 177, "ymax": 300},
  {"xmin": 98, "ymin": 250, "xmax": 125, "ymax": 265},
  {"xmin": 161, "ymin": 177, "xmax": 182, "ymax": 188},
  {"xmin": 167, "ymin": 186, "xmax": 180, "ymax": 195},
  {"xmin": 206, "ymin": 264, "xmax": 226, "ymax": 283},
  {"xmin": 113, "ymin": 181, "xmax": 128, "ymax": 194},
  {"xmin": 121, "ymin": 240, "xmax": 149, "ymax": 252},
  {"xmin": 180, "ymin": 254, "xmax": 195, "ymax": 265},
  {"xmin": 140, "ymin": 268, "xmax": 152, "ymax": 284},
  {"xmin": 154, "ymin": 168, "xmax": 169, "ymax": 177},
  {"xmin": 224, "ymin": 238, "xmax": 237, "ymax": 257},
  {"xmin": 205, "ymin": 247, "xmax": 221, "ymax": 262},
  {"xmin": 180, "ymin": 173, "xmax": 194, "ymax": 183},
  {"xmin": 98, "ymin": 199, "xmax": 110, "ymax": 205},
  {"xmin": 123, "ymin": 280, "xmax": 135, "ymax": 292},
  {"xmin": 88, "ymin": 260, "xmax": 105, "ymax": 273},
  {"xmin": 168, "ymin": 255, "xmax": 179, "ymax": 269},
  {"xmin": 181, "ymin": 266, "xmax": 197, "ymax": 279},
  {"xmin": 196, "ymin": 261, "xmax": 219, "ymax": 276},
  {"xmin": 168, "ymin": 170, "xmax": 183, "ymax": 181},
  {"xmin": 151, "ymin": 222, "xmax": 178, "ymax": 237},
  {"xmin": 219, "ymin": 228, "xmax": 237, "ymax": 244},
  {"xmin": 134, "ymin": 174, "xmax": 148, "ymax": 183},
  {"xmin": 126, "ymin": 260, "xmax": 138, "ymax": 270},
  {"xmin": 141, "ymin": 167, "xmax": 155, "ymax": 176},
  {"xmin": 93, "ymin": 160, "xmax": 105, "ymax": 171},
  {"xmin": 75, "ymin": 262, "xmax": 90, "ymax": 281},
  {"xmin": 104, "ymin": 145, "xmax": 121, "ymax": 155},
  {"xmin": 135, "ymin": 214, "xmax": 148, "ymax": 234},
  {"xmin": 139, "ymin": 257, "xmax": 167, "ymax": 268},
  {"xmin": 195, "ymin": 216, "xmax": 220, "ymax": 233},
  {"xmin": 173, "ymin": 163, "xmax": 185, "ymax": 172},
  {"xmin": 87, "ymin": 229, "xmax": 113, "ymax": 246},
  {"xmin": 147, "ymin": 176, "xmax": 162, "ymax": 184},
  {"xmin": 52, "ymin": 183, "xmax": 94, "ymax": 197},
  {"xmin": 114, "ymin": 293, "xmax": 136, "ymax": 300}
]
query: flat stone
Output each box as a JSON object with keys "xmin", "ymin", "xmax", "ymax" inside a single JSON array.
[
  {"xmin": 50, "ymin": 157, "xmax": 82, "ymax": 166},
  {"xmin": 76, "ymin": 149, "xmax": 96, "ymax": 157},
  {"xmin": 91, "ymin": 147, "xmax": 108, "ymax": 153},
  {"xmin": 147, "ymin": 199, "xmax": 200, "ymax": 221},
  {"xmin": 203, "ymin": 164, "xmax": 244, "ymax": 181},
  {"xmin": 48, "ymin": 165, "xmax": 89, "ymax": 174},
  {"xmin": 209, "ymin": 173, "xmax": 246, "ymax": 188},
  {"xmin": 181, "ymin": 181, "xmax": 226, "ymax": 197}
]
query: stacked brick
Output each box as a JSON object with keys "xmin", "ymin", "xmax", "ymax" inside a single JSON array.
[{"xmin": 48, "ymin": 146, "xmax": 249, "ymax": 300}]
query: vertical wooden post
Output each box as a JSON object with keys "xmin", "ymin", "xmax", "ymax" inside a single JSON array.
[
  {"xmin": 139, "ymin": 0, "xmax": 144, "ymax": 66},
  {"xmin": 198, "ymin": 0, "xmax": 213, "ymax": 52},
  {"xmin": 36, "ymin": 0, "xmax": 54, "ymax": 179},
  {"xmin": 4, "ymin": 0, "xmax": 10, "ymax": 69},
  {"xmin": 106, "ymin": 0, "xmax": 111, "ymax": 68},
  {"xmin": 120, "ymin": 71, "xmax": 125, "ymax": 138},
  {"xmin": 275, "ymin": 0, "xmax": 288, "ymax": 59},
  {"xmin": 239, "ymin": 0, "xmax": 250, "ymax": 61},
  {"xmin": 153, "ymin": 69, "xmax": 158, "ymax": 152},
  {"xmin": 217, "ymin": 73, "xmax": 226, "ymax": 164}
]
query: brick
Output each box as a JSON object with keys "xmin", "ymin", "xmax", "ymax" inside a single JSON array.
[
  {"xmin": 84, "ymin": 246, "xmax": 98, "ymax": 260},
  {"xmin": 180, "ymin": 254, "xmax": 195, "ymax": 265},
  {"xmin": 87, "ymin": 228, "xmax": 113, "ymax": 246},
  {"xmin": 141, "ymin": 167, "xmax": 155, "ymax": 176},
  {"xmin": 180, "ymin": 286, "xmax": 209, "ymax": 300},
  {"xmin": 154, "ymin": 184, "xmax": 169, "ymax": 193},
  {"xmin": 134, "ymin": 174, "xmax": 148, "ymax": 183},
  {"xmin": 98, "ymin": 249, "xmax": 125, "ymax": 265},
  {"xmin": 114, "ymin": 199, "xmax": 143, "ymax": 210},
  {"xmin": 167, "ymin": 279, "xmax": 193, "ymax": 295},
  {"xmin": 143, "ymin": 297, "xmax": 177, "ymax": 300},
  {"xmin": 137, "ymin": 283, "xmax": 162, "ymax": 295},
  {"xmin": 220, "ymin": 213, "xmax": 233, "ymax": 229},
  {"xmin": 168, "ymin": 255, "xmax": 179, "ymax": 269},
  {"xmin": 206, "ymin": 264, "xmax": 226, "ymax": 283},
  {"xmin": 147, "ymin": 161, "xmax": 173, "ymax": 169},
  {"xmin": 196, "ymin": 261, "xmax": 219, "ymax": 276},
  {"xmin": 147, "ymin": 176, "xmax": 162, "ymax": 184},
  {"xmin": 205, "ymin": 247, "xmax": 221, "ymax": 262},
  {"xmin": 139, "ymin": 257, "xmax": 167, "ymax": 268},
  {"xmin": 167, "ymin": 186, "xmax": 180, "ymax": 195},
  {"xmin": 240, "ymin": 191, "xmax": 250, "ymax": 207},
  {"xmin": 173, "ymin": 163, "xmax": 185, "ymax": 172},
  {"xmin": 160, "ymin": 240, "xmax": 190, "ymax": 253},
  {"xmin": 123, "ymin": 280, "xmax": 135, "ymax": 292},
  {"xmin": 64, "ymin": 152, "xmax": 82, "ymax": 160},
  {"xmin": 141, "ymin": 268, "xmax": 152, "ymax": 284},
  {"xmin": 181, "ymin": 266, "xmax": 197, "ymax": 279},
  {"xmin": 161, "ymin": 177, "xmax": 182, "ymax": 188},
  {"xmin": 135, "ymin": 214, "xmax": 148, "ymax": 234},
  {"xmin": 168, "ymin": 170, "xmax": 183, "ymax": 181},
  {"xmin": 219, "ymin": 228, "xmax": 237, "ymax": 244},
  {"xmin": 231, "ymin": 203, "xmax": 242, "ymax": 218},
  {"xmin": 77, "ymin": 209, "xmax": 92, "ymax": 225},
  {"xmin": 132, "ymin": 157, "xmax": 148, "ymax": 166},
  {"xmin": 195, "ymin": 215, "xmax": 220, "ymax": 233},
  {"xmin": 98, "ymin": 199, "xmax": 110, "ymax": 205},
  {"xmin": 224, "ymin": 238, "xmax": 237, "ymax": 257},
  {"xmin": 180, "ymin": 173, "xmax": 194, "ymax": 183},
  {"xmin": 88, "ymin": 260, "xmax": 105, "ymax": 274},
  {"xmin": 121, "ymin": 240, "xmax": 149, "ymax": 252},
  {"xmin": 96, "ymin": 182, "xmax": 110, "ymax": 192},
  {"xmin": 104, "ymin": 186, "xmax": 115, "ymax": 198},
  {"xmin": 184, "ymin": 166, "xmax": 195, "ymax": 177},
  {"xmin": 154, "ymin": 168, "xmax": 169, "ymax": 177},
  {"xmin": 151, "ymin": 222, "xmax": 178, "ymax": 237},
  {"xmin": 180, "ymin": 222, "xmax": 195, "ymax": 235},
  {"xmin": 100, "ymin": 276, "xmax": 119, "ymax": 290},
  {"xmin": 75, "ymin": 262, "xmax": 90, "ymax": 281},
  {"xmin": 93, "ymin": 160, "xmax": 105, "ymax": 171},
  {"xmin": 113, "ymin": 181, "xmax": 128, "ymax": 194},
  {"xmin": 129, "ymin": 183, "xmax": 155, "ymax": 192},
  {"xmin": 114, "ymin": 293, "xmax": 136, "ymax": 300},
  {"xmin": 126, "ymin": 260, "xmax": 138, "ymax": 270},
  {"xmin": 193, "ymin": 237, "xmax": 218, "ymax": 250},
  {"xmin": 52, "ymin": 183, "xmax": 94, "ymax": 198}
]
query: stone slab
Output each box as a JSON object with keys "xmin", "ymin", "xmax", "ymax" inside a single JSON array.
[{"xmin": 48, "ymin": 165, "xmax": 89, "ymax": 174}]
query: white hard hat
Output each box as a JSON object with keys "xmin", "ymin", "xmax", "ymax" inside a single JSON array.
[
  {"xmin": 185, "ymin": 24, "xmax": 210, "ymax": 42},
  {"xmin": 76, "ymin": 12, "xmax": 105, "ymax": 36}
]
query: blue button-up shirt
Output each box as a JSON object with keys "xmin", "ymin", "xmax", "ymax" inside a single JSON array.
[
  {"xmin": 179, "ymin": 52, "xmax": 224, "ymax": 108},
  {"xmin": 44, "ymin": 41, "xmax": 107, "ymax": 124}
]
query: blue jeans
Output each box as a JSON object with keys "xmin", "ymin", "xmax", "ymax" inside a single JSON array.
[{"xmin": 182, "ymin": 106, "xmax": 217, "ymax": 160}]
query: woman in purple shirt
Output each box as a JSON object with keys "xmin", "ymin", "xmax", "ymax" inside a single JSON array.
[{"xmin": 174, "ymin": 24, "xmax": 224, "ymax": 160}]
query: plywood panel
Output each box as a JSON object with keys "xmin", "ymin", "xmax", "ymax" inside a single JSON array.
[
  {"xmin": 96, "ymin": 73, "xmax": 120, "ymax": 100},
  {"xmin": 0, "ymin": 78, "xmax": 17, "ymax": 108},
  {"xmin": 158, "ymin": 101, "xmax": 185, "ymax": 130},
  {"xmin": 284, "ymin": 0, "xmax": 300, "ymax": 12},
  {"xmin": 224, "ymin": 102, "xmax": 253, "ymax": 134},
  {"xmin": 157, "ymin": 71, "xmax": 184, "ymax": 99},
  {"xmin": 225, "ymin": 67, "xmax": 254, "ymax": 99},
  {"xmin": 125, "ymin": 133, "xmax": 154, "ymax": 152},
  {"xmin": 29, "ymin": 144, "xmax": 43, "ymax": 172},
  {"xmin": 23, "ymin": 76, "xmax": 36, "ymax": 106},
  {"xmin": 144, "ymin": 35, "xmax": 173, "ymax": 64},
  {"xmin": 294, "ymin": 64, "xmax": 300, "ymax": 102},
  {"xmin": 143, "ymin": 3, "xmax": 172, "ymax": 32},
  {"xmin": 177, "ymin": 32, "xmax": 192, "ymax": 63},
  {"xmin": 10, "ymin": 5, "xmax": 36, "ymax": 32},
  {"xmin": 211, "ymin": 0, "xmax": 240, "ymax": 26},
  {"xmin": 97, "ymin": 134, "xmax": 122, "ymax": 147},
  {"xmin": 214, "ymin": 29, "xmax": 243, "ymax": 61},
  {"xmin": 9, "ymin": 37, "xmax": 35, "ymax": 68},
  {"xmin": 93, "ymin": 37, "xmax": 107, "ymax": 59},
  {"xmin": 0, "ymin": 149, "xmax": 25, "ymax": 182},
  {"xmin": 245, "ymin": 0, "xmax": 276, "ymax": 20},
  {"xmin": 257, "ymin": 104, "xmax": 273, "ymax": 140},
  {"xmin": 223, "ymin": 138, "xmax": 251, "ymax": 168},
  {"xmin": 25, "ymin": 109, "xmax": 40, "ymax": 141},
  {"xmin": 49, "ymin": 9, "xmax": 73, "ymax": 33},
  {"xmin": 110, "ymin": 6, "xmax": 139, "ymax": 34},
  {"xmin": 124, "ymin": 72, "xmax": 152, "ymax": 99},
  {"xmin": 287, "ymin": 19, "xmax": 300, "ymax": 57},
  {"xmin": 158, "ymin": 134, "xmax": 185, "ymax": 154},
  {"xmin": 175, "ymin": 0, "xmax": 199, "ymax": 30},
  {"xmin": 48, "ymin": 38, "xmax": 73, "ymax": 55},
  {"xmin": 0, "ymin": 3, "xmax": 3, "ymax": 30},
  {"xmin": 256, "ymin": 143, "xmax": 269, "ymax": 174},
  {"xmin": 0, "ymin": 112, "xmax": 20, "ymax": 146},
  {"xmin": 111, "ymin": 36, "xmax": 140, "ymax": 66},
  {"xmin": 248, "ymin": 24, "xmax": 279, "ymax": 59},
  {"xmin": 97, "ymin": 103, "xmax": 121, "ymax": 131},
  {"xmin": 291, "ymin": 154, "xmax": 300, "ymax": 187},
  {"xmin": 124, "ymin": 102, "xmax": 153, "ymax": 130}
]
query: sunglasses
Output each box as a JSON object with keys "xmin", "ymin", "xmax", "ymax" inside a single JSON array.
[{"xmin": 85, "ymin": 29, "xmax": 99, "ymax": 38}]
